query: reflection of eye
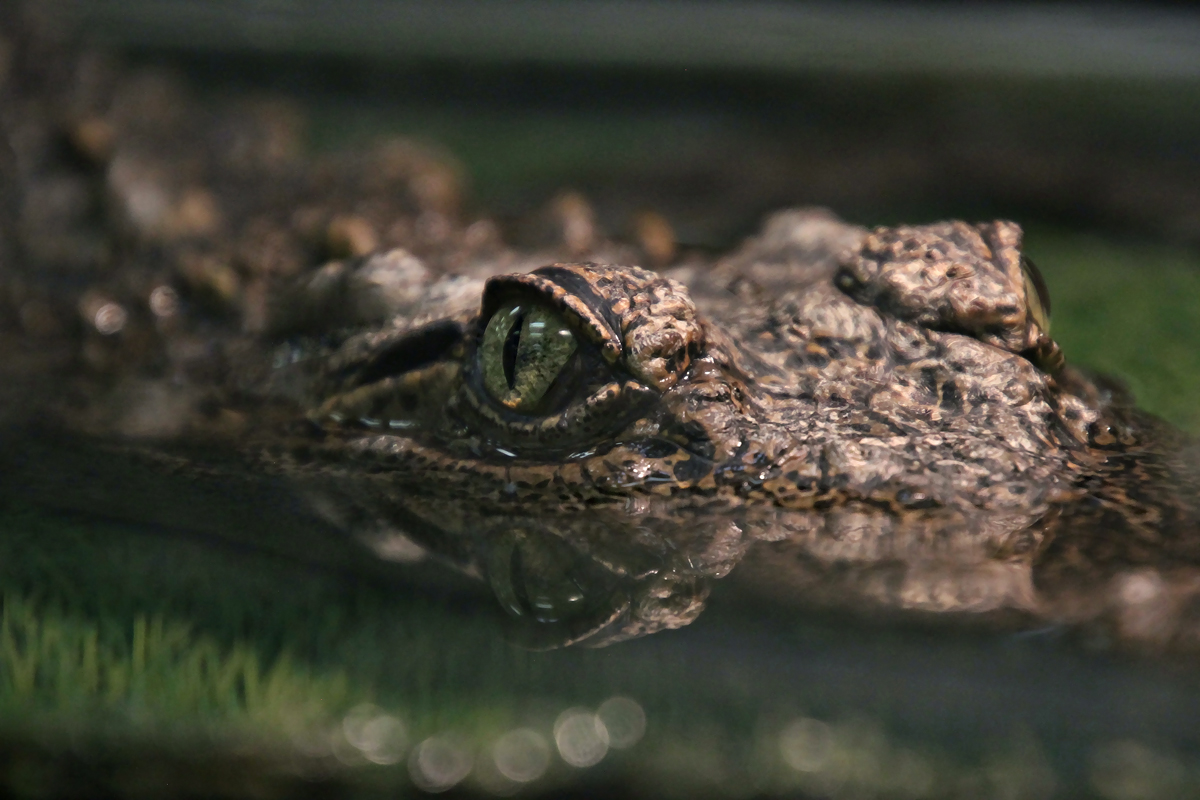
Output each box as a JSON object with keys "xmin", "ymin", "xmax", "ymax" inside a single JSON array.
[
  {"xmin": 480, "ymin": 302, "xmax": 578, "ymax": 413},
  {"xmin": 487, "ymin": 528, "xmax": 623, "ymax": 639},
  {"xmin": 1020, "ymin": 256, "xmax": 1052, "ymax": 334},
  {"xmin": 488, "ymin": 532, "xmax": 591, "ymax": 625},
  {"xmin": 485, "ymin": 526, "xmax": 712, "ymax": 649}
]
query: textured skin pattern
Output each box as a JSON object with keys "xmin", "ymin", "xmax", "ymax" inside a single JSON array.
[
  {"xmin": 837, "ymin": 222, "xmax": 1063, "ymax": 371},
  {"xmin": 292, "ymin": 211, "xmax": 1197, "ymax": 647},
  {"xmin": 3, "ymin": 14, "xmax": 1197, "ymax": 649},
  {"xmin": 839, "ymin": 222, "xmax": 1038, "ymax": 351}
]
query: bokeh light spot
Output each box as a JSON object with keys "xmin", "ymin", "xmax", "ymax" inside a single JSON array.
[
  {"xmin": 596, "ymin": 696, "xmax": 646, "ymax": 750},
  {"xmin": 780, "ymin": 717, "xmax": 834, "ymax": 773},
  {"xmin": 492, "ymin": 728, "xmax": 551, "ymax": 783},
  {"xmin": 554, "ymin": 708, "xmax": 609, "ymax": 768},
  {"xmin": 410, "ymin": 735, "xmax": 472, "ymax": 792}
]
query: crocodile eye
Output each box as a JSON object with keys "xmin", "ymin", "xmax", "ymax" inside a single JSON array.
[
  {"xmin": 480, "ymin": 301, "xmax": 578, "ymax": 412},
  {"xmin": 1020, "ymin": 256, "xmax": 1051, "ymax": 334}
]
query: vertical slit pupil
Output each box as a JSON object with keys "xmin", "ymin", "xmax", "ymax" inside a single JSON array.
[{"xmin": 502, "ymin": 314, "xmax": 524, "ymax": 389}]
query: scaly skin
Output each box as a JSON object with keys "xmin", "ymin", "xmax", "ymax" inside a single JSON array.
[{"xmin": 2, "ymin": 11, "xmax": 1197, "ymax": 649}]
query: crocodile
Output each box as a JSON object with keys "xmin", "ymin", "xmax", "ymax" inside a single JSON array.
[{"xmin": 2, "ymin": 10, "xmax": 1198, "ymax": 650}]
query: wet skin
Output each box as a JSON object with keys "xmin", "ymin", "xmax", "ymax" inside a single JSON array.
[
  {"xmin": 2, "ymin": 16, "xmax": 1198, "ymax": 649},
  {"xmin": 281, "ymin": 215, "xmax": 1199, "ymax": 647}
]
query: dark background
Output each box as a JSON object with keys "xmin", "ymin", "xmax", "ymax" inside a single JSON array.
[{"xmin": 57, "ymin": 0, "xmax": 1200, "ymax": 247}]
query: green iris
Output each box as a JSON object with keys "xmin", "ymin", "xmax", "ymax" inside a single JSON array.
[{"xmin": 481, "ymin": 302, "xmax": 578, "ymax": 412}]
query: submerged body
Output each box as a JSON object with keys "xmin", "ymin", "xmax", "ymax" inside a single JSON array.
[{"xmin": 2, "ymin": 14, "xmax": 1198, "ymax": 649}]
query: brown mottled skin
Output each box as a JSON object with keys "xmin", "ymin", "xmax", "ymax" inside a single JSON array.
[
  {"xmin": 291, "ymin": 213, "xmax": 1200, "ymax": 647},
  {"xmin": 2, "ymin": 12, "xmax": 1198, "ymax": 649}
]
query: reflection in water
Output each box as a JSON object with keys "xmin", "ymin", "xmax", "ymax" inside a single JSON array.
[
  {"xmin": 3, "ymin": 496, "xmax": 1200, "ymax": 797},
  {"xmin": 415, "ymin": 440, "xmax": 1200, "ymax": 651},
  {"xmin": 480, "ymin": 524, "xmax": 711, "ymax": 648}
]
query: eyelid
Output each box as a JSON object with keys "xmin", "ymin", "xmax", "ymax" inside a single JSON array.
[{"xmin": 481, "ymin": 272, "xmax": 623, "ymax": 364}]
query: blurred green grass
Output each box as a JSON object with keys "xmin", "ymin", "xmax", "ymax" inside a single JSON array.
[{"xmin": 1026, "ymin": 230, "xmax": 1200, "ymax": 432}]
